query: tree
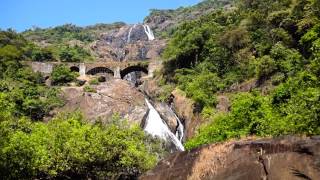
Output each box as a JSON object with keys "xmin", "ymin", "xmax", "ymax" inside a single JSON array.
[
  {"xmin": 51, "ymin": 65, "xmax": 78, "ymax": 85},
  {"xmin": 0, "ymin": 113, "xmax": 159, "ymax": 179}
]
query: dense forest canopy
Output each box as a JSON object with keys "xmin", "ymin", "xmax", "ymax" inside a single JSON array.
[{"xmin": 158, "ymin": 0, "xmax": 320, "ymax": 149}]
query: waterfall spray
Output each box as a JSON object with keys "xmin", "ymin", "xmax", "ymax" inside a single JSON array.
[
  {"xmin": 127, "ymin": 24, "xmax": 136, "ymax": 43},
  {"xmin": 143, "ymin": 25, "xmax": 155, "ymax": 41},
  {"xmin": 144, "ymin": 99, "xmax": 184, "ymax": 151}
]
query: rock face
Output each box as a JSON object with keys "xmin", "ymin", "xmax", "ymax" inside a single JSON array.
[
  {"xmin": 171, "ymin": 89, "xmax": 202, "ymax": 140},
  {"xmin": 140, "ymin": 136, "xmax": 320, "ymax": 180},
  {"xmin": 90, "ymin": 24, "xmax": 166, "ymax": 62},
  {"xmin": 61, "ymin": 79, "xmax": 148, "ymax": 124},
  {"xmin": 153, "ymin": 102, "xmax": 178, "ymax": 134},
  {"xmin": 144, "ymin": 0, "xmax": 233, "ymax": 36}
]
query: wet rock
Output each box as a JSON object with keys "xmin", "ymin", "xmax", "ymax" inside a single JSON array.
[
  {"xmin": 171, "ymin": 89, "xmax": 202, "ymax": 139},
  {"xmin": 91, "ymin": 24, "xmax": 166, "ymax": 62},
  {"xmin": 75, "ymin": 79, "xmax": 86, "ymax": 86},
  {"xmin": 153, "ymin": 102, "xmax": 178, "ymax": 134},
  {"xmin": 140, "ymin": 136, "xmax": 320, "ymax": 180}
]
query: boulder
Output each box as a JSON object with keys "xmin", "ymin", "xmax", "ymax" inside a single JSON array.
[
  {"xmin": 153, "ymin": 102, "xmax": 178, "ymax": 134},
  {"xmin": 60, "ymin": 79, "xmax": 148, "ymax": 125},
  {"xmin": 140, "ymin": 136, "xmax": 320, "ymax": 180}
]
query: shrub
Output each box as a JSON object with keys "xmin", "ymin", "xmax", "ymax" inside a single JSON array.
[
  {"xmin": 89, "ymin": 78, "xmax": 99, "ymax": 85},
  {"xmin": 271, "ymin": 72, "xmax": 285, "ymax": 85},
  {"xmin": 0, "ymin": 113, "xmax": 159, "ymax": 179},
  {"xmin": 255, "ymin": 55, "xmax": 277, "ymax": 79},
  {"xmin": 83, "ymin": 85, "xmax": 96, "ymax": 93},
  {"xmin": 51, "ymin": 65, "xmax": 78, "ymax": 85}
]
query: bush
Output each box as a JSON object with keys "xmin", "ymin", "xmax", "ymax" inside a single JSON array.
[
  {"xmin": 0, "ymin": 113, "xmax": 159, "ymax": 179},
  {"xmin": 51, "ymin": 65, "xmax": 78, "ymax": 85},
  {"xmin": 175, "ymin": 70, "xmax": 224, "ymax": 111},
  {"xmin": 83, "ymin": 85, "xmax": 96, "ymax": 93},
  {"xmin": 186, "ymin": 72, "xmax": 320, "ymax": 150},
  {"xmin": 89, "ymin": 78, "xmax": 99, "ymax": 85},
  {"xmin": 31, "ymin": 47, "xmax": 54, "ymax": 62},
  {"xmin": 271, "ymin": 72, "xmax": 285, "ymax": 85},
  {"xmin": 255, "ymin": 55, "xmax": 277, "ymax": 79},
  {"xmin": 58, "ymin": 45, "xmax": 92, "ymax": 62}
]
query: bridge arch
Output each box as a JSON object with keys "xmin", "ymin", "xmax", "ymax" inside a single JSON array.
[
  {"xmin": 70, "ymin": 66, "xmax": 80, "ymax": 72},
  {"xmin": 86, "ymin": 67, "xmax": 114, "ymax": 76},
  {"xmin": 120, "ymin": 65, "xmax": 148, "ymax": 79}
]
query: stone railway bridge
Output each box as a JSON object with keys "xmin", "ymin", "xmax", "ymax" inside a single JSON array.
[{"xmin": 24, "ymin": 61, "xmax": 150, "ymax": 79}]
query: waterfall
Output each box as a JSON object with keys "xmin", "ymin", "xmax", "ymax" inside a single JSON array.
[
  {"xmin": 144, "ymin": 99, "xmax": 185, "ymax": 151},
  {"xmin": 127, "ymin": 24, "xmax": 136, "ymax": 43},
  {"xmin": 174, "ymin": 112, "xmax": 184, "ymax": 142},
  {"xmin": 143, "ymin": 25, "xmax": 155, "ymax": 41}
]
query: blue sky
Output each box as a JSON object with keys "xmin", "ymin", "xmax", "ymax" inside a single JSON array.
[{"xmin": 0, "ymin": 0, "xmax": 201, "ymax": 32}]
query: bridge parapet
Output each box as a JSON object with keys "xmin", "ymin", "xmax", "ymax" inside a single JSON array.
[{"xmin": 24, "ymin": 60, "xmax": 150, "ymax": 78}]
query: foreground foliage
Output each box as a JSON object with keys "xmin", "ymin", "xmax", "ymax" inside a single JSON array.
[{"xmin": 0, "ymin": 113, "xmax": 158, "ymax": 179}]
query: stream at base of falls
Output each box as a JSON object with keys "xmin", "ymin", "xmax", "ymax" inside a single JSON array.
[{"xmin": 144, "ymin": 99, "xmax": 185, "ymax": 151}]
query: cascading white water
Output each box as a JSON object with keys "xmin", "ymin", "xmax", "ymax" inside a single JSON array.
[
  {"xmin": 144, "ymin": 99, "xmax": 185, "ymax": 151},
  {"xmin": 127, "ymin": 24, "xmax": 136, "ymax": 43},
  {"xmin": 143, "ymin": 25, "xmax": 155, "ymax": 41},
  {"xmin": 173, "ymin": 111, "xmax": 184, "ymax": 142}
]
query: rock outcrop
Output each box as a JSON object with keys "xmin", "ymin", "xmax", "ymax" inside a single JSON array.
[
  {"xmin": 171, "ymin": 89, "xmax": 202, "ymax": 140},
  {"xmin": 144, "ymin": 0, "xmax": 233, "ymax": 36},
  {"xmin": 90, "ymin": 24, "xmax": 166, "ymax": 62},
  {"xmin": 60, "ymin": 79, "xmax": 148, "ymax": 124},
  {"xmin": 140, "ymin": 136, "xmax": 320, "ymax": 180}
]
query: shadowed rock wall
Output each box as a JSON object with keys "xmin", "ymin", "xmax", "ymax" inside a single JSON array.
[{"xmin": 140, "ymin": 136, "xmax": 320, "ymax": 180}]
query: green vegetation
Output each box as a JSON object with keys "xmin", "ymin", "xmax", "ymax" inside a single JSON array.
[
  {"xmin": 0, "ymin": 30, "xmax": 63, "ymax": 120},
  {"xmin": 84, "ymin": 85, "xmax": 97, "ymax": 93},
  {"xmin": 23, "ymin": 23, "xmax": 125, "ymax": 44},
  {"xmin": 89, "ymin": 78, "xmax": 99, "ymax": 85},
  {"xmin": 51, "ymin": 64, "xmax": 78, "ymax": 85},
  {"xmin": 58, "ymin": 45, "xmax": 93, "ymax": 62},
  {"xmin": 0, "ymin": 30, "xmax": 161, "ymax": 179},
  {"xmin": 21, "ymin": 23, "xmax": 126, "ymax": 62},
  {"xmin": 160, "ymin": 0, "xmax": 320, "ymax": 149},
  {"xmin": 0, "ymin": 112, "xmax": 159, "ymax": 179},
  {"xmin": 144, "ymin": 0, "xmax": 233, "ymax": 38}
]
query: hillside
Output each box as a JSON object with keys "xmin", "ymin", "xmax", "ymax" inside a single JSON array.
[
  {"xmin": 144, "ymin": 0, "xmax": 234, "ymax": 37},
  {"xmin": 157, "ymin": 0, "xmax": 320, "ymax": 149},
  {"xmin": 1, "ymin": 0, "xmax": 320, "ymax": 179},
  {"xmin": 20, "ymin": 0, "xmax": 233, "ymax": 63}
]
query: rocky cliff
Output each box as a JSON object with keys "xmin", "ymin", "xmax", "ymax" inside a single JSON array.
[
  {"xmin": 59, "ymin": 79, "xmax": 148, "ymax": 125},
  {"xmin": 90, "ymin": 24, "xmax": 166, "ymax": 62},
  {"xmin": 144, "ymin": 0, "xmax": 233, "ymax": 37},
  {"xmin": 141, "ymin": 136, "xmax": 320, "ymax": 180}
]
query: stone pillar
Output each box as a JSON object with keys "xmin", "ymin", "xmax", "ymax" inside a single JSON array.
[
  {"xmin": 114, "ymin": 66, "xmax": 121, "ymax": 79},
  {"xmin": 79, "ymin": 63, "xmax": 86, "ymax": 76}
]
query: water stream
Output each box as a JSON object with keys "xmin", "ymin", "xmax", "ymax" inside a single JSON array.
[
  {"xmin": 144, "ymin": 99, "xmax": 185, "ymax": 151},
  {"xmin": 127, "ymin": 24, "xmax": 136, "ymax": 43},
  {"xmin": 143, "ymin": 25, "xmax": 155, "ymax": 41}
]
